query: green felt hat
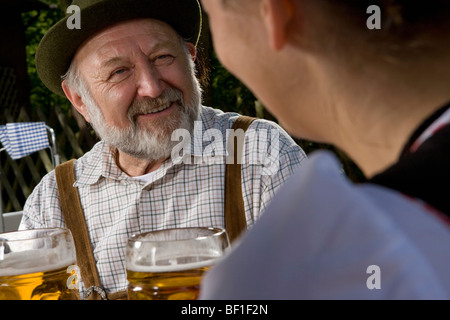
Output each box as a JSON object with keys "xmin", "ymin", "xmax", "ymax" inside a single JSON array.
[{"xmin": 36, "ymin": 0, "xmax": 202, "ymax": 97}]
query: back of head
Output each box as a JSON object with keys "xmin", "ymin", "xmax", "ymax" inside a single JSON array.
[{"xmin": 318, "ymin": 0, "xmax": 450, "ymax": 60}]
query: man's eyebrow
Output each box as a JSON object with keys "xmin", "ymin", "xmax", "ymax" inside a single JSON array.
[
  {"xmin": 98, "ymin": 40, "xmax": 179, "ymax": 69},
  {"xmin": 100, "ymin": 56, "xmax": 130, "ymax": 69},
  {"xmin": 150, "ymin": 40, "xmax": 178, "ymax": 53}
]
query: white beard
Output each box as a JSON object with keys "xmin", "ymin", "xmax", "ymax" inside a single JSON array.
[{"xmin": 83, "ymin": 72, "xmax": 202, "ymax": 161}]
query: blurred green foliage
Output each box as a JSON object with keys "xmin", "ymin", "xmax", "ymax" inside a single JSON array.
[{"xmin": 22, "ymin": 0, "xmax": 70, "ymax": 115}]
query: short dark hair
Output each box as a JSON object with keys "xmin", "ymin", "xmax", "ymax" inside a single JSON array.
[{"xmin": 329, "ymin": 0, "xmax": 450, "ymax": 35}]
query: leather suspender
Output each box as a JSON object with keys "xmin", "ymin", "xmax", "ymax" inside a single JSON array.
[
  {"xmin": 225, "ymin": 115, "xmax": 255, "ymax": 242},
  {"xmin": 55, "ymin": 115, "xmax": 255, "ymax": 300},
  {"xmin": 55, "ymin": 159, "xmax": 107, "ymax": 300}
]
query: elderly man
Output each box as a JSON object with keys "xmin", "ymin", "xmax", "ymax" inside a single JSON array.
[{"xmin": 20, "ymin": 0, "xmax": 306, "ymax": 299}]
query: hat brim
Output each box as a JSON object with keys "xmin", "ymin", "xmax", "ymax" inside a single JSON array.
[{"xmin": 36, "ymin": 0, "xmax": 202, "ymax": 97}]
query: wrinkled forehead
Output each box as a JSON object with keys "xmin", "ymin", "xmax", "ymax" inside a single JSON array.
[{"xmin": 73, "ymin": 18, "xmax": 181, "ymax": 67}]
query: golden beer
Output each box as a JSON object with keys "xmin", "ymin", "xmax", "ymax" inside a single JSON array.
[
  {"xmin": 127, "ymin": 259, "xmax": 213, "ymax": 300},
  {"xmin": 0, "ymin": 264, "xmax": 78, "ymax": 300},
  {"xmin": 0, "ymin": 228, "xmax": 78, "ymax": 300},
  {"xmin": 126, "ymin": 227, "xmax": 230, "ymax": 300}
]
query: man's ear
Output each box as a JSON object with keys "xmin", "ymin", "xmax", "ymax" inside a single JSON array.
[
  {"xmin": 261, "ymin": 0, "xmax": 295, "ymax": 51},
  {"xmin": 185, "ymin": 42, "xmax": 197, "ymax": 62},
  {"xmin": 62, "ymin": 80, "xmax": 91, "ymax": 123}
]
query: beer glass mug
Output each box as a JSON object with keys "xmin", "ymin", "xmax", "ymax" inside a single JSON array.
[
  {"xmin": 126, "ymin": 227, "xmax": 230, "ymax": 300},
  {"xmin": 0, "ymin": 228, "xmax": 78, "ymax": 300}
]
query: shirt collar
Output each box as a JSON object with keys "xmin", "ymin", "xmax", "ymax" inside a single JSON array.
[{"xmin": 74, "ymin": 141, "xmax": 127, "ymax": 186}]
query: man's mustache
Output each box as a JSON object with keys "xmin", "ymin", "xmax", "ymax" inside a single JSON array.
[{"xmin": 127, "ymin": 88, "xmax": 184, "ymax": 120}]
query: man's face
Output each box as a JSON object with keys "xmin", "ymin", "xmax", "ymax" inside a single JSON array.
[{"xmin": 72, "ymin": 18, "xmax": 201, "ymax": 160}]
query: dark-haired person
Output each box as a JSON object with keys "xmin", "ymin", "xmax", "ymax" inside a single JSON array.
[
  {"xmin": 200, "ymin": 0, "xmax": 450, "ymax": 299},
  {"xmin": 20, "ymin": 0, "xmax": 307, "ymax": 299}
]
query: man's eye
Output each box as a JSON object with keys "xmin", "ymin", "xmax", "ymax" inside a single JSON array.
[
  {"xmin": 113, "ymin": 68, "xmax": 126, "ymax": 75},
  {"xmin": 108, "ymin": 68, "xmax": 130, "ymax": 82},
  {"xmin": 154, "ymin": 55, "xmax": 175, "ymax": 66}
]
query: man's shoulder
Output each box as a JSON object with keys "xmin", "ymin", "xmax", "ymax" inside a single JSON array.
[
  {"xmin": 200, "ymin": 105, "xmax": 290, "ymax": 133},
  {"xmin": 199, "ymin": 106, "xmax": 239, "ymax": 131},
  {"xmin": 35, "ymin": 141, "xmax": 103, "ymax": 192},
  {"xmin": 198, "ymin": 106, "xmax": 306, "ymax": 164},
  {"xmin": 72, "ymin": 141, "xmax": 103, "ymax": 167}
]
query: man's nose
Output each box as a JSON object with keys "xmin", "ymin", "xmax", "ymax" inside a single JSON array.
[{"xmin": 135, "ymin": 63, "xmax": 165, "ymax": 98}]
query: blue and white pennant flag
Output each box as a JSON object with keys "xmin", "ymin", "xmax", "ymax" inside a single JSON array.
[{"xmin": 0, "ymin": 122, "xmax": 50, "ymax": 160}]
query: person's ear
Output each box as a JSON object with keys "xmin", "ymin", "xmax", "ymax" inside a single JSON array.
[
  {"xmin": 62, "ymin": 80, "xmax": 91, "ymax": 123},
  {"xmin": 185, "ymin": 42, "xmax": 197, "ymax": 62},
  {"xmin": 261, "ymin": 0, "xmax": 295, "ymax": 51}
]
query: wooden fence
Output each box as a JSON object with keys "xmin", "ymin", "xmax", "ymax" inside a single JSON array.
[{"xmin": 0, "ymin": 104, "xmax": 98, "ymax": 213}]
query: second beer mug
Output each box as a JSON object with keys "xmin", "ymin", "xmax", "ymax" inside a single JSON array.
[{"xmin": 126, "ymin": 227, "xmax": 230, "ymax": 300}]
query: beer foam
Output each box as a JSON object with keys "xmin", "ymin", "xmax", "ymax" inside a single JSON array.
[
  {"xmin": 127, "ymin": 255, "xmax": 221, "ymax": 273},
  {"xmin": 0, "ymin": 249, "xmax": 75, "ymax": 277}
]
